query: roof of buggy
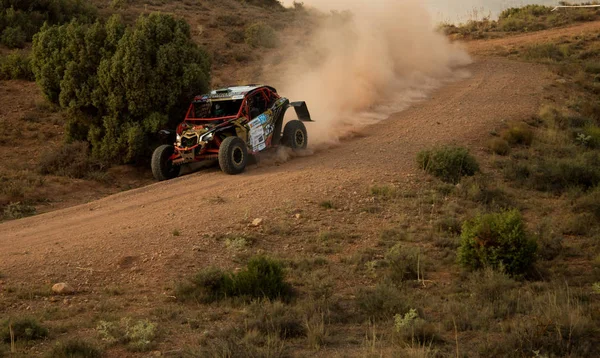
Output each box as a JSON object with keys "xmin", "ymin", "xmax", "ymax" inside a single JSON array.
[{"xmin": 193, "ymin": 85, "xmax": 277, "ymax": 102}]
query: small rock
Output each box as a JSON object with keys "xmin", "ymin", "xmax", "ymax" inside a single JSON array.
[
  {"xmin": 250, "ymin": 218, "xmax": 263, "ymax": 227},
  {"xmin": 294, "ymin": 213, "xmax": 301, "ymax": 219},
  {"xmin": 52, "ymin": 282, "xmax": 75, "ymax": 295}
]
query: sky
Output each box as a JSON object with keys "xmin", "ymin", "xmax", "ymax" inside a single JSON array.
[{"xmin": 282, "ymin": 0, "xmax": 563, "ymax": 22}]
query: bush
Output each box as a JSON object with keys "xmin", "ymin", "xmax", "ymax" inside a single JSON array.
[
  {"xmin": 393, "ymin": 308, "xmax": 438, "ymax": 343},
  {"xmin": 96, "ymin": 318, "xmax": 157, "ymax": 352},
  {"xmin": 522, "ymin": 43, "xmax": 565, "ymax": 62},
  {"xmin": 0, "ymin": 51, "xmax": 34, "ymax": 81},
  {"xmin": 237, "ymin": 0, "xmax": 284, "ymax": 9},
  {"xmin": 458, "ymin": 210, "xmax": 537, "ymax": 276},
  {"xmin": 247, "ymin": 300, "xmax": 305, "ymax": 339},
  {"xmin": 48, "ymin": 339, "xmax": 102, "ymax": 358},
  {"xmin": 417, "ymin": 145, "xmax": 480, "ymax": 184},
  {"xmin": 32, "ymin": 13, "xmax": 211, "ymax": 164},
  {"xmin": 501, "ymin": 122, "xmax": 533, "ymax": 146},
  {"xmin": 356, "ymin": 284, "xmax": 412, "ymax": 320},
  {"xmin": 528, "ymin": 153, "xmax": 600, "ymax": 193},
  {"xmin": 385, "ymin": 244, "xmax": 423, "ymax": 284},
  {"xmin": 487, "ymin": 137, "xmax": 510, "ymax": 155},
  {"xmin": 227, "ymin": 256, "xmax": 293, "ymax": 300},
  {"xmin": 245, "ymin": 22, "xmax": 279, "ymax": 48},
  {"xmin": 574, "ymin": 187, "xmax": 600, "ymax": 219},
  {"xmin": 458, "ymin": 176, "xmax": 515, "ymax": 210},
  {"xmin": 0, "ymin": 0, "xmax": 97, "ymax": 46},
  {"xmin": 580, "ymin": 126, "xmax": 600, "ymax": 149},
  {"xmin": 39, "ymin": 141, "xmax": 101, "ymax": 178},
  {"xmin": 227, "ymin": 29, "xmax": 245, "ymax": 43},
  {"xmin": 0, "ymin": 318, "xmax": 48, "ymax": 343},
  {"xmin": 1, "ymin": 26, "xmax": 26, "ymax": 48},
  {"xmin": 176, "ymin": 256, "xmax": 292, "ymax": 303},
  {"xmin": 2, "ymin": 202, "xmax": 36, "ymax": 220}
]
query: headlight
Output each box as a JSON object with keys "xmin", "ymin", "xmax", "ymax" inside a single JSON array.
[
  {"xmin": 175, "ymin": 134, "xmax": 182, "ymax": 145},
  {"xmin": 201, "ymin": 132, "xmax": 214, "ymax": 142}
]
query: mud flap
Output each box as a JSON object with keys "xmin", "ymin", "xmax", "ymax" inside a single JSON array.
[{"xmin": 290, "ymin": 101, "xmax": 313, "ymax": 122}]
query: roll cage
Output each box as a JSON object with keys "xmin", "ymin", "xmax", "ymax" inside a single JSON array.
[{"xmin": 182, "ymin": 86, "xmax": 280, "ymax": 125}]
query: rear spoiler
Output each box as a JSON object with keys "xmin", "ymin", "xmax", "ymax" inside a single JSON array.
[{"xmin": 290, "ymin": 101, "xmax": 313, "ymax": 122}]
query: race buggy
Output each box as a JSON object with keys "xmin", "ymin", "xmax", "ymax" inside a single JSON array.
[{"xmin": 151, "ymin": 85, "xmax": 312, "ymax": 181}]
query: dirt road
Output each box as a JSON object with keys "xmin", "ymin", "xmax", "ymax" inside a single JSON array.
[{"xmin": 0, "ymin": 56, "xmax": 551, "ymax": 290}]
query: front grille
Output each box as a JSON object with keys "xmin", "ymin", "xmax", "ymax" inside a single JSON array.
[{"xmin": 181, "ymin": 135, "xmax": 198, "ymax": 148}]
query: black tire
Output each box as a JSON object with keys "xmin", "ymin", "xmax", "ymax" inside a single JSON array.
[
  {"xmin": 218, "ymin": 136, "xmax": 248, "ymax": 175},
  {"xmin": 151, "ymin": 144, "xmax": 181, "ymax": 181},
  {"xmin": 282, "ymin": 120, "xmax": 308, "ymax": 150}
]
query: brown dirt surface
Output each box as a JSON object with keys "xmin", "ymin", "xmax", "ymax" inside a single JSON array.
[
  {"xmin": 0, "ymin": 56, "xmax": 549, "ymax": 291},
  {"xmin": 3, "ymin": 21, "xmax": 599, "ymax": 357}
]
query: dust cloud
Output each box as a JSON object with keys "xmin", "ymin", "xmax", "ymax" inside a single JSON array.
[{"xmin": 276, "ymin": 0, "xmax": 472, "ymax": 148}]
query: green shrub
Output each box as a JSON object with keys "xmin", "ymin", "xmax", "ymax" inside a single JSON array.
[
  {"xmin": 501, "ymin": 122, "xmax": 533, "ymax": 146},
  {"xmin": 1, "ymin": 318, "xmax": 48, "ymax": 343},
  {"xmin": 48, "ymin": 339, "xmax": 102, "ymax": 358},
  {"xmin": 237, "ymin": 0, "xmax": 284, "ymax": 9},
  {"xmin": 487, "ymin": 137, "xmax": 510, "ymax": 155},
  {"xmin": 356, "ymin": 284, "xmax": 411, "ymax": 320},
  {"xmin": 393, "ymin": 308, "xmax": 438, "ymax": 343},
  {"xmin": 110, "ymin": 0, "xmax": 130, "ymax": 10},
  {"xmin": 227, "ymin": 29, "xmax": 245, "ymax": 43},
  {"xmin": 498, "ymin": 5, "xmax": 553, "ymax": 21},
  {"xmin": 529, "ymin": 153, "xmax": 600, "ymax": 193},
  {"xmin": 96, "ymin": 318, "xmax": 157, "ymax": 352},
  {"xmin": 0, "ymin": 51, "xmax": 34, "ymax": 81},
  {"xmin": 32, "ymin": 13, "xmax": 211, "ymax": 164},
  {"xmin": 458, "ymin": 210, "xmax": 537, "ymax": 276},
  {"xmin": 228, "ymin": 256, "xmax": 292, "ymax": 299},
  {"xmin": 1, "ymin": 26, "xmax": 26, "ymax": 48},
  {"xmin": 417, "ymin": 145, "xmax": 480, "ymax": 184},
  {"xmin": 39, "ymin": 141, "xmax": 102, "ymax": 178},
  {"xmin": 369, "ymin": 184, "xmax": 398, "ymax": 199},
  {"xmin": 176, "ymin": 256, "xmax": 292, "ymax": 303},
  {"xmin": 574, "ymin": 187, "xmax": 600, "ymax": 219},
  {"xmin": 2, "ymin": 202, "xmax": 36, "ymax": 220},
  {"xmin": 385, "ymin": 244, "xmax": 423, "ymax": 284},
  {"xmin": 245, "ymin": 22, "xmax": 278, "ymax": 48},
  {"xmin": 563, "ymin": 213, "xmax": 596, "ymax": 236},
  {"xmin": 247, "ymin": 300, "xmax": 305, "ymax": 339},
  {"xmin": 581, "ymin": 126, "xmax": 600, "ymax": 148},
  {"xmin": 585, "ymin": 61, "xmax": 600, "ymax": 75},
  {"xmin": 0, "ymin": 0, "xmax": 97, "ymax": 46},
  {"xmin": 458, "ymin": 176, "xmax": 515, "ymax": 210},
  {"xmin": 522, "ymin": 43, "xmax": 565, "ymax": 62}
]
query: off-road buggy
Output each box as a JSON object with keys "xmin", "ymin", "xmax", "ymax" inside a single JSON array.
[{"xmin": 151, "ymin": 85, "xmax": 312, "ymax": 181}]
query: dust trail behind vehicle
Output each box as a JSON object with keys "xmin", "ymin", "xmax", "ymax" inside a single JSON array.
[{"xmin": 274, "ymin": 0, "xmax": 472, "ymax": 148}]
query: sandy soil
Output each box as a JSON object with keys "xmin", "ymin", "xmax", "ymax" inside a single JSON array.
[{"xmin": 0, "ymin": 56, "xmax": 552, "ymax": 291}]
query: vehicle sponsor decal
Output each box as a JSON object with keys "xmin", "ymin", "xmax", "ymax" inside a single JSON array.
[
  {"xmin": 264, "ymin": 124, "xmax": 274, "ymax": 136},
  {"xmin": 256, "ymin": 113, "xmax": 269, "ymax": 125},
  {"xmin": 249, "ymin": 123, "xmax": 266, "ymax": 151}
]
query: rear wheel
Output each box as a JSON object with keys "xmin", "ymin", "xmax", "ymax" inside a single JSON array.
[
  {"xmin": 218, "ymin": 136, "xmax": 248, "ymax": 175},
  {"xmin": 282, "ymin": 120, "xmax": 308, "ymax": 150},
  {"xmin": 152, "ymin": 145, "xmax": 181, "ymax": 181}
]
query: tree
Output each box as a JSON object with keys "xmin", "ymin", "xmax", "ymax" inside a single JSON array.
[{"xmin": 32, "ymin": 13, "xmax": 211, "ymax": 164}]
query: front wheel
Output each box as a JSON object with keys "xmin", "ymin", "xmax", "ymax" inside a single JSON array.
[
  {"xmin": 282, "ymin": 120, "xmax": 308, "ymax": 150},
  {"xmin": 152, "ymin": 145, "xmax": 181, "ymax": 181},
  {"xmin": 218, "ymin": 136, "xmax": 248, "ymax": 175}
]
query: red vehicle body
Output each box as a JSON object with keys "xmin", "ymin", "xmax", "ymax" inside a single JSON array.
[{"xmin": 151, "ymin": 85, "xmax": 312, "ymax": 181}]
